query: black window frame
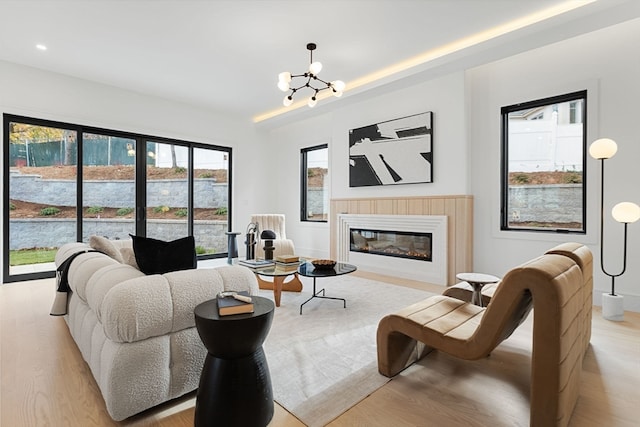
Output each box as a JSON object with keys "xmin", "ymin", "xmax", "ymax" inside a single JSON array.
[
  {"xmin": 3, "ymin": 113, "xmax": 233, "ymax": 283},
  {"xmin": 500, "ymin": 90, "xmax": 587, "ymax": 234},
  {"xmin": 300, "ymin": 143, "xmax": 328, "ymax": 222}
]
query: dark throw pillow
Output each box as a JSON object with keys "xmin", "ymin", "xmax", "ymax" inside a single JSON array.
[{"xmin": 129, "ymin": 234, "xmax": 196, "ymax": 275}]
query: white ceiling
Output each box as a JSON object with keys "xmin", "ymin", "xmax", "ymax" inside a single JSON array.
[{"xmin": 1, "ymin": 1, "xmax": 639, "ymax": 124}]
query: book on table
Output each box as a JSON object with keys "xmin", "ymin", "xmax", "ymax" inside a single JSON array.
[
  {"xmin": 217, "ymin": 291, "xmax": 254, "ymax": 316},
  {"xmin": 238, "ymin": 259, "xmax": 274, "ymax": 269},
  {"xmin": 275, "ymin": 254, "xmax": 299, "ymax": 263},
  {"xmin": 274, "ymin": 262, "xmax": 299, "ymax": 272}
]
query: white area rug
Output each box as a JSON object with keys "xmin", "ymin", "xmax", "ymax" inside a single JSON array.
[{"xmin": 260, "ymin": 275, "xmax": 433, "ymax": 427}]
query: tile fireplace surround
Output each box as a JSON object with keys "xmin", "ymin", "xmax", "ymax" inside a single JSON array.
[
  {"xmin": 330, "ymin": 195, "xmax": 473, "ymax": 286},
  {"xmin": 337, "ymin": 214, "xmax": 447, "ymax": 284}
]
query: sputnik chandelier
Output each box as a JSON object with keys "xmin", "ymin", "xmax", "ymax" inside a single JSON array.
[{"xmin": 277, "ymin": 42, "xmax": 345, "ymax": 108}]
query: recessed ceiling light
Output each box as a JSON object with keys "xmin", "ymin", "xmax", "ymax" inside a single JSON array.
[{"xmin": 36, "ymin": 44, "xmax": 47, "ymax": 51}]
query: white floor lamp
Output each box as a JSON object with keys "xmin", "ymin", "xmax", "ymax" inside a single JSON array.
[{"xmin": 589, "ymin": 138, "xmax": 640, "ymax": 321}]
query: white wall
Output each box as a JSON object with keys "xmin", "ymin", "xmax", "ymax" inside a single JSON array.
[
  {"xmin": 0, "ymin": 60, "xmax": 269, "ymax": 270},
  {"xmin": 266, "ymin": 72, "xmax": 468, "ymax": 259},
  {"xmin": 266, "ymin": 113, "xmax": 333, "ymax": 259},
  {"xmin": 467, "ymin": 18, "xmax": 640, "ymax": 310}
]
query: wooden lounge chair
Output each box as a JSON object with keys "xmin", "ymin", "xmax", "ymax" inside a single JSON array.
[{"xmin": 377, "ymin": 250, "xmax": 590, "ymax": 427}]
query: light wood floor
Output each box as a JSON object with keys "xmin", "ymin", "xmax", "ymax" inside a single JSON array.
[{"xmin": 1, "ymin": 274, "xmax": 639, "ymax": 426}]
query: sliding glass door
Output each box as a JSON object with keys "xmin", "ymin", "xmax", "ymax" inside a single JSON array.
[
  {"xmin": 146, "ymin": 141, "xmax": 189, "ymax": 240},
  {"xmin": 3, "ymin": 114, "xmax": 232, "ymax": 283},
  {"xmin": 5, "ymin": 120, "xmax": 78, "ymax": 279},
  {"xmin": 82, "ymin": 132, "xmax": 137, "ymax": 240},
  {"xmin": 193, "ymin": 146, "xmax": 229, "ymax": 256}
]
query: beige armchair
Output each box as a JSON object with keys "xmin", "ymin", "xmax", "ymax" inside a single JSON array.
[{"xmin": 250, "ymin": 214, "xmax": 296, "ymax": 259}]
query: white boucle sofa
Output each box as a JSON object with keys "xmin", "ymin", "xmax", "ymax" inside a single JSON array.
[{"xmin": 54, "ymin": 241, "xmax": 259, "ymax": 421}]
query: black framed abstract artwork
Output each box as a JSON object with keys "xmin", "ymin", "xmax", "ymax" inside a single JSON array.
[{"xmin": 349, "ymin": 112, "xmax": 433, "ymax": 187}]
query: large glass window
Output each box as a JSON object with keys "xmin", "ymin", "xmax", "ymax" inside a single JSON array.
[
  {"xmin": 82, "ymin": 132, "xmax": 137, "ymax": 240},
  {"xmin": 3, "ymin": 114, "xmax": 232, "ymax": 283},
  {"xmin": 5, "ymin": 121, "xmax": 77, "ymax": 279},
  {"xmin": 300, "ymin": 144, "xmax": 328, "ymax": 222},
  {"xmin": 501, "ymin": 91, "xmax": 587, "ymax": 233},
  {"xmin": 192, "ymin": 146, "xmax": 229, "ymax": 256},
  {"xmin": 146, "ymin": 142, "xmax": 189, "ymax": 239}
]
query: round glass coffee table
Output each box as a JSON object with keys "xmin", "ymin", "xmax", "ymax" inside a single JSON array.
[
  {"xmin": 243, "ymin": 264, "xmax": 303, "ymax": 307},
  {"xmin": 297, "ymin": 261, "xmax": 357, "ymax": 314}
]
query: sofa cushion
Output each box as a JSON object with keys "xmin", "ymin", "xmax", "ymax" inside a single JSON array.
[
  {"xmin": 130, "ymin": 235, "xmax": 196, "ymax": 275},
  {"xmin": 85, "ymin": 263, "xmax": 146, "ymax": 321},
  {"xmin": 68, "ymin": 252, "xmax": 119, "ymax": 302},
  {"xmin": 90, "ymin": 235, "xmax": 124, "ymax": 263},
  {"xmin": 164, "ymin": 269, "xmax": 226, "ymax": 332},
  {"xmin": 102, "ymin": 275, "xmax": 174, "ymax": 343}
]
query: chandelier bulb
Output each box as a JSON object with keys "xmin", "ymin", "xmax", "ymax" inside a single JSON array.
[
  {"xmin": 277, "ymin": 80, "xmax": 290, "ymax": 92},
  {"xmin": 283, "ymin": 96, "xmax": 294, "ymax": 107},
  {"xmin": 331, "ymin": 80, "xmax": 345, "ymax": 92},
  {"xmin": 308, "ymin": 96, "xmax": 317, "ymax": 108},
  {"xmin": 278, "ymin": 72, "xmax": 291, "ymax": 83},
  {"xmin": 309, "ymin": 61, "xmax": 322, "ymax": 75}
]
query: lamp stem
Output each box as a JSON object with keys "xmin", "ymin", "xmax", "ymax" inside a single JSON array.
[
  {"xmin": 599, "ymin": 158, "xmax": 607, "ymax": 279},
  {"xmin": 610, "ymin": 276, "xmax": 615, "ymax": 297},
  {"xmin": 599, "ymin": 158, "xmax": 630, "ymax": 296}
]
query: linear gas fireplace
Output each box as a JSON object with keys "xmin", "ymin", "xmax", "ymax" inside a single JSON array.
[
  {"xmin": 337, "ymin": 214, "xmax": 448, "ymax": 285},
  {"xmin": 350, "ymin": 228, "xmax": 432, "ymax": 261}
]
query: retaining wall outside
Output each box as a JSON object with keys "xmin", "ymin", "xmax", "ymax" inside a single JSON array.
[
  {"xmin": 10, "ymin": 173, "xmax": 227, "ymax": 208},
  {"xmin": 9, "ymin": 218, "xmax": 227, "ymax": 252},
  {"xmin": 508, "ymin": 184, "xmax": 582, "ymax": 223}
]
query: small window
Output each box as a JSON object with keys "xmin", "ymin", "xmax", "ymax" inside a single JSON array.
[
  {"xmin": 301, "ymin": 144, "xmax": 328, "ymax": 222},
  {"xmin": 501, "ymin": 91, "xmax": 587, "ymax": 233}
]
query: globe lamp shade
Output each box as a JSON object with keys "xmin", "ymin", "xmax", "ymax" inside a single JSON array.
[
  {"xmin": 589, "ymin": 138, "xmax": 618, "ymax": 160},
  {"xmin": 612, "ymin": 202, "xmax": 640, "ymax": 224}
]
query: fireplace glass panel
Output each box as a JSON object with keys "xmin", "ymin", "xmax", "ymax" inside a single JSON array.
[{"xmin": 350, "ymin": 228, "xmax": 432, "ymax": 261}]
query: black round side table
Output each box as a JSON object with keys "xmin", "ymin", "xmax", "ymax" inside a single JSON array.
[{"xmin": 194, "ymin": 296, "xmax": 275, "ymax": 427}]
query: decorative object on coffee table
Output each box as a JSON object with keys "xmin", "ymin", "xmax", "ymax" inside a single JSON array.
[
  {"xmin": 194, "ymin": 296, "xmax": 275, "ymax": 427},
  {"xmin": 261, "ymin": 229, "xmax": 276, "ymax": 260},
  {"xmin": 298, "ymin": 261, "xmax": 357, "ymax": 314},
  {"xmin": 311, "ymin": 259, "xmax": 336, "ymax": 270},
  {"xmin": 250, "ymin": 214, "xmax": 295, "ymax": 259},
  {"xmin": 244, "ymin": 222, "xmax": 259, "ymax": 260}
]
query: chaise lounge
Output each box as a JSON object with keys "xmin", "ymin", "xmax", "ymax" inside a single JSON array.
[{"xmin": 377, "ymin": 243, "xmax": 592, "ymax": 427}]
